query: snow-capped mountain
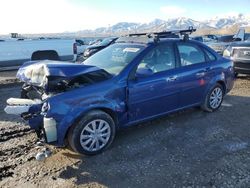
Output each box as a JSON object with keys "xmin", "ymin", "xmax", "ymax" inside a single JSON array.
[
  {"xmin": 205, "ymin": 14, "xmax": 250, "ymax": 28},
  {"xmin": 77, "ymin": 14, "xmax": 250, "ymax": 35},
  {"xmin": 152, "ymin": 17, "xmax": 212, "ymax": 31}
]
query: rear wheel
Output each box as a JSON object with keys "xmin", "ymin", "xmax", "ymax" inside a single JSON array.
[
  {"xmin": 201, "ymin": 84, "xmax": 224, "ymax": 112},
  {"xmin": 67, "ymin": 110, "xmax": 116, "ymax": 155}
]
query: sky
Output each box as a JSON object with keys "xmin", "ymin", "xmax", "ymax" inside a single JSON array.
[{"xmin": 0, "ymin": 0, "xmax": 249, "ymax": 34}]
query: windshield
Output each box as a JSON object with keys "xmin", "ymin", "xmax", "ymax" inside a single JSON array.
[{"xmin": 83, "ymin": 43, "xmax": 145, "ymax": 75}]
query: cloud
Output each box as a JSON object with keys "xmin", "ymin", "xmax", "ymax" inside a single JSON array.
[
  {"xmin": 0, "ymin": 0, "xmax": 121, "ymax": 34},
  {"xmin": 213, "ymin": 12, "xmax": 242, "ymax": 19},
  {"xmin": 160, "ymin": 6, "xmax": 186, "ymax": 18}
]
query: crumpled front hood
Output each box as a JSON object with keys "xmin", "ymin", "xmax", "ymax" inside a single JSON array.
[{"xmin": 17, "ymin": 60, "xmax": 100, "ymax": 87}]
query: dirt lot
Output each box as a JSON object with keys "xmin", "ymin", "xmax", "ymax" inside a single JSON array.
[
  {"xmin": 0, "ymin": 76, "xmax": 250, "ymax": 188},
  {"xmin": 0, "ymin": 71, "xmax": 18, "ymax": 84}
]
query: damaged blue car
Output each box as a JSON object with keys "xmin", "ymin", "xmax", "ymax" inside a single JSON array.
[{"xmin": 5, "ymin": 29, "xmax": 235, "ymax": 155}]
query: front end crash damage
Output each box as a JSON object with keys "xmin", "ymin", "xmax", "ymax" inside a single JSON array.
[
  {"xmin": 17, "ymin": 60, "xmax": 111, "ymax": 99},
  {"xmin": 4, "ymin": 97, "xmax": 47, "ymax": 140},
  {"xmin": 5, "ymin": 60, "xmax": 112, "ymax": 145}
]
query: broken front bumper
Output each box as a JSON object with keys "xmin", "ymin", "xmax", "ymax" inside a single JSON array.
[
  {"xmin": 4, "ymin": 98, "xmax": 57, "ymax": 143},
  {"xmin": 4, "ymin": 98, "xmax": 41, "ymax": 115}
]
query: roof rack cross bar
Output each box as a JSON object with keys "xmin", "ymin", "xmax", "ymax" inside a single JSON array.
[
  {"xmin": 128, "ymin": 27, "xmax": 196, "ymax": 38},
  {"xmin": 116, "ymin": 27, "xmax": 196, "ymax": 44}
]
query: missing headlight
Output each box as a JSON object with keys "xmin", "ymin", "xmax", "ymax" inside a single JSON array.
[{"xmin": 41, "ymin": 102, "xmax": 50, "ymax": 112}]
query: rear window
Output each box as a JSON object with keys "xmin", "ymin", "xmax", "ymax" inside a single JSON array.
[{"xmin": 203, "ymin": 48, "xmax": 216, "ymax": 61}]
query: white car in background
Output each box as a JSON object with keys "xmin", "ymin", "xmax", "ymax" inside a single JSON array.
[{"xmin": 0, "ymin": 38, "xmax": 87, "ymax": 71}]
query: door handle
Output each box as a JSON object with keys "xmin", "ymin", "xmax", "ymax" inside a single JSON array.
[
  {"xmin": 196, "ymin": 67, "xmax": 211, "ymax": 77},
  {"xmin": 166, "ymin": 75, "xmax": 178, "ymax": 82},
  {"xmin": 196, "ymin": 72, "xmax": 205, "ymax": 77}
]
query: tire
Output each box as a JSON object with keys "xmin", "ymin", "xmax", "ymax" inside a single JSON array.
[
  {"xmin": 201, "ymin": 83, "xmax": 224, "ymax": 112},
  {"xmin": 67, "ymin": 110, "xmax": 116, "ymax": 155}
]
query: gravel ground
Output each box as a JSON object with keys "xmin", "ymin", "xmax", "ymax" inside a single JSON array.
[
  {"xmin": 0, "ymin": 71, "xmax": 18, "ymax": 85},
  {"xmin": 0, "ymin": 76, "xmax": 250, "ymax": 188}
]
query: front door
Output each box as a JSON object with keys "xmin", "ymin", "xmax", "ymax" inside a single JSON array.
[{"xmin": 128, "ymin": 43, "xmax": 180, "ymax": 122}]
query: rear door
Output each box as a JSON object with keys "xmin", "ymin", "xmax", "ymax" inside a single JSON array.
[
  {"xmin": 128, "ymin": 42, "xmax": 180, "ymax": 122},
  {"xmin": 175, "ymin": 42, "xmax": 215, "ymax": 107}
]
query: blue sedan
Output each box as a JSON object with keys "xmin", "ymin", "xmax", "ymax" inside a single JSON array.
[{"xmin": 5, "ymin": 30, "xmax": 235, "ymax": 155}]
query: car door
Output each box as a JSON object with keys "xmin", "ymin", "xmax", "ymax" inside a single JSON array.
[
  {"xmin": 175, "ymin": 42, "xmax": 214, "ymax": 107},
  {"xmin": 127, "ymin": 43, "xmax": 180, "ymax": 122}
]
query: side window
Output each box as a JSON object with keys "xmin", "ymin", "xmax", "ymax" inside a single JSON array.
[
  {"xmin": 137, "ymin": 43, "xmax": 176, "ymax": 74},
  {"xmin": 177, "ymin": 43, "xmax": 205, "ymax": 66},
  {"xmin": 203, "ymin": 48, "xmax": 216, "ymax": 61}
]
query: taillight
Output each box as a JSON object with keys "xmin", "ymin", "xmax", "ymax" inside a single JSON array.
[{"xmin": 73, "ymin": 43, "xmax": 77, "ymax": 54}]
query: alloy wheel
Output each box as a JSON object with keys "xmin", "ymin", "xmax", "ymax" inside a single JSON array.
[
  {"xmin": 209, "ymin": 87, "xmax": 223, "ymax": 109},
  {"xmin": 80, "ymin": 119, "xmax": 111, "ymax": 152}
]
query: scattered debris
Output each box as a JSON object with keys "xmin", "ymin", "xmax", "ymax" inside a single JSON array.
[{"xmin": 35, "ymin": 152, "xmax": 46, "ymax": 161}]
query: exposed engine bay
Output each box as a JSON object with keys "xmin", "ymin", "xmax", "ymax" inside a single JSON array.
[{"xmin": 16, "ymin": 60, "xmax": 112, "ymax": 99}]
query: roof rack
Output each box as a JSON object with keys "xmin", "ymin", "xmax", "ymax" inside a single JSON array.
[{"xmin": 116, "ymin": 26, "xmax": 196, "ymax": 44}]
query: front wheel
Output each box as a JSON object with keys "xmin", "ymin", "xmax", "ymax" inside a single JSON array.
[
  {"xmin": 201, "ymin": 84, "xmax": 224, "ymax": 112},
  {"xmin": 67, "ymin": 110, "xmax": 116, "ymax": 155}
]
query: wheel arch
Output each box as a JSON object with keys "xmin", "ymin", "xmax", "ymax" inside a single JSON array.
[
  {"xmin": 63, "ymin": 107, "xmax": 118, "ymax": 146},
  {"xmin": 202, "ymin": 77, "xmax": 227, "ymax": 103},
  {"xmin": 216, "ymin": 80, "xmax": 226, "ymax": 94}
]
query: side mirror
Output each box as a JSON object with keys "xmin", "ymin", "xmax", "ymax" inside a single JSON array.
[{"xmin": 136, "ymin": 67, "xmax": 154, "ymax": 78}]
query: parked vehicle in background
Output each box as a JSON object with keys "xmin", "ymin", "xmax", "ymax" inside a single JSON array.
[
  {"xmin": 75, "ymin": 39, "xmax": 88, "ymax": 56},
  {"xmin": 80, "ymin": 37, "xmax": 118, "ymax": 60},
  {"xmin": 218, "ymin": 35, "xmax": 235, "ymax": 42},
  {"xmin": 4, "ymin": 28, "xmax": 235, "ymax": 155},
  {"xmin": 223, "ymin": 41, "xmax": 250, "ymax": 75},
  {"xmin": 88, "ymin": 38, "xmax": 103, "ymax": 45},
  {"xmin": 191, "ymin": 35, "xmax": 218, "ymax": 43},
  {"xmin": 207, "ymin": 29, "xmax": 250, "ymax": 55},
  {"xmin": 206, "ymin": 34, "xmax": 219, "ymax": 41},
  {"xmin": 0, "ymin": 37, "xmax": 85, "ymax": 71}
]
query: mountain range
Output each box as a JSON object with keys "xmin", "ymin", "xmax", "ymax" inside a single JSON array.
[{"xmin": 76, "ymin": 13, "xmax": 250, "ymax": 36}]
